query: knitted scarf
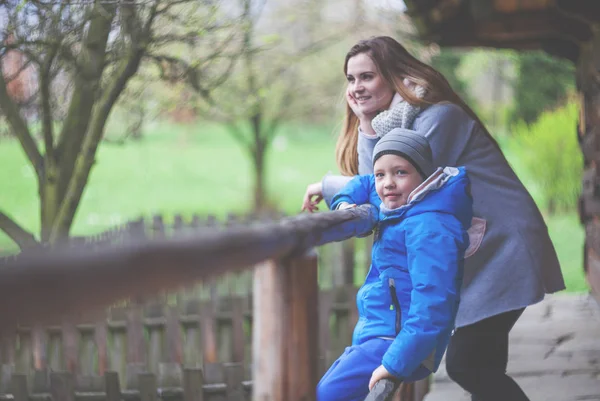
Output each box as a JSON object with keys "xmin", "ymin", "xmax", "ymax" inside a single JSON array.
[{"xmin": 371, "ymin": 85, "xmax": 427, "ymax": 138}]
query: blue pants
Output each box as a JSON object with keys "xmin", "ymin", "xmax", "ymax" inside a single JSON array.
[{"xmin": 317, "ymin": 338, "xmax": 392, "ymax": 401}]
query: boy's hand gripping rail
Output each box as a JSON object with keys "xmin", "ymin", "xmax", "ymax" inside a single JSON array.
[{"xmin": 364, "ymin": 379, "xmax": 401, "ymax": 401}]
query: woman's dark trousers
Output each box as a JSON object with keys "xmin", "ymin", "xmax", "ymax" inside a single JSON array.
[{"xmin": 445, "ymin": 308, "xmax": 530, "ymax": 401}]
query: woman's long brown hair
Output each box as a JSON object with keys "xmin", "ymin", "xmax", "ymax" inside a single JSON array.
[{"xmin": 336, "ymin": 36, "xmax": 500, "ymax": 176}]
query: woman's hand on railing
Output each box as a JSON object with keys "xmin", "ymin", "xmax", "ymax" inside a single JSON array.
[{"xmin": 301, "ymin": 181, "xmax": 323, "ymax": 213}]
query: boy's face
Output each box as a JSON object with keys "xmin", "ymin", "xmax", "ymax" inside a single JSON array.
[{"xmin": 374, "ymin": 154, "xmax": 424, "ymax": 209}]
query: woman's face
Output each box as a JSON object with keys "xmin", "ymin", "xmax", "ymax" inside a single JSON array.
[{"xmin": 346, "ymin": 53, "xmax": 394, "ymax": 118}]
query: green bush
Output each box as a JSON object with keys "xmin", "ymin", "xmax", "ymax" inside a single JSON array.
[{"xmin": 508, "ymin": 102, "xmax": 581, "ymax": 214}]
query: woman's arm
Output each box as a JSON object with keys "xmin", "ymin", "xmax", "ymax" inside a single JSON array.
[
  {"xmin": 330, "ymin": 175, "xmax": 375, "ymax": 211},
  {"xmin": 413, "ymin": 103, "xmax": 476, "ymax": 167}
]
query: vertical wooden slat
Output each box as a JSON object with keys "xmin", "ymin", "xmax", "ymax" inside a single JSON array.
[
  {"xmin": 79, "ymin": 327, "xmax": 97, "ymax": 376},
  {"xmin": 10, "ymin": 374, "xmax": 29, "ymax": 401},
  {"xmin": 0, "ymin": 364, "xmax": 13, "ymax": 394},
  {"xmin": 399, "ymin": 381, "xmax": 415, "ymax": 401},
  {"xmin": 95, "ymin": 321, "xmax": 108, "ymax": 375},
  {"xmin": 104, "ymin": 371, "xmax": 122, "ymax": 401},
  {"xmin": 285, "ymin": 251, "xmax": 320, "ymax": 401},
  {"xmin": 1, "ymin": 332, "xmax": 15, "ymax": 365},
  {"xmin": 346, "ymin": 285, "xmax": 359, "ymax": 333},
  {"xmin": 32, "ymin": 325, "xmax": 47, "ymax": 370},
  {"xmin": 147, "ymin": 322, "xmax": 163, "ymax": 374},
  {"xmin": 224, "ymin": 363, "xmax": 244, "ymax": 401},
  {"xmin": 0, "ymin": 332, "xmax": 15, "ymax": 393},
  {"xmin": 165, "ymin": 306, "xmax": 182, "ymax": 364},
  {"xmin": 231, "ymin": 297, "xmax": 245, "ymax": 364},
  {"xmin": 173, "ymin": 214, "xmax": 185, "ymax": 234},
  {"xmin": 201, "ymin": 302, "xmax": 218, "ymax": 364},
  {"xmin": 318, "ymin": 289, "xmax": 333, "ymax": 375},
  {"xmin": 62, "ymin": 322, "xmax": 78, "ymax": 373},
  {"xmin": 183, "ymin": 300, "xmax": 201, "ymax": 367},
  {"xmin": 183, "ymin": 368, "xmax": 205, "ymax": 401},
  {"xmin": 139, "ymin": 373, "xmax": 158, "ymax": 401},
  {"xmin": 190, "ymin": 215, "xmax": 201, "ymax": 229},
  {"xmin": 47, "ymin": 329, "xmax": 62, "ymax": 371},
  {"xmin": 126, "ymin": 305, "xmax": 146, "ymax": 365},
  {"xmin": 50, "ymin": 371, "xmax": 75, "ymax": 401},
  {"xmin": 160, "ymin": 306, "xmax": 183, "ymax": 388},
  {"xmin": 109, "ymin": 326, "xmax": 127, "ymax": 380},
  {"xmin": 32, "ymin": 368, "xmax": 50, "ymax": 393},
  {"xmin": 152, "ymin": 215, "xmax": 166, "ymax": 240},
  {"xmin": 16, "ymin": 329, "xmax": 32, "ymax": 376},
  {"xmin": 203, "ymin": 363, "xmax": 223, "ymax": 384},
  {"xmin": 126, "ymin": 305, "xmax": 146, "ymax": 390},
  {"xmin": 413, "ymin": 378, "xmax": 430, "ymax": 401},
  {"xmin": 333, "ymin": 240, "xmax": 355, "ymax": 287}
]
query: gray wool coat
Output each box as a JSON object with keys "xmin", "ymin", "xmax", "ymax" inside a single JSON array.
[{"xmin": 322, "ymin": 103, "xmax": 566, "ymax": 327}]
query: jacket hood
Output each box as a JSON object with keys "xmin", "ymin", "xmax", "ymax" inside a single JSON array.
[{"xmin": 380, "ymin": 167, "xmax": 472, "ymax": 228}]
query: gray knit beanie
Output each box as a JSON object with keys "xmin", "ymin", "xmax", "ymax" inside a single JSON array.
[{"xmin": 372, "ymin": 128, "xmax": 434, "ymax": 178}]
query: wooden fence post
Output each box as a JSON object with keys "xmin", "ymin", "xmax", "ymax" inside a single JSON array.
[
  {"xmin": 104, "ymin": 371, "xmax": 122, "ymax": 401},
  {"xmin": 10, "ymin": 374, "xmax": 28, "ymax": 401},
  {"xmin": 252, "ymin": 251, "xmax": 319, "ymax": 401},
  {"xmin": 139, "ymin": 373, "xmax": 158, "ymax": 401},
  {"xmin": 50, "ymin": 371, "xmax": 75, "ymax": 401},
  {"xmin": 183, "ymin": 368, "xmax": 204, "ymax": 401}
]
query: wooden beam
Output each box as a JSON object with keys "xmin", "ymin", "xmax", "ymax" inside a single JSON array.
[
  {"xmin": 252, "ymin": 251, "xmax": 319, "ymax": 401},
  {"xmin": 0, "ymin": 206, "xmax": 375, "ymax": 335},
  {"xmin": 473, "ymin": 11, "xmax": 592, "ymax": 43},
  {"xmin": 556, "ymin": 0, "xmax": 600, "ymax": 24}
]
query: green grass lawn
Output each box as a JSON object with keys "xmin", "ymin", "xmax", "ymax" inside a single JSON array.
[{"xmin": 0, "ymin": 120, "xmax": 588, "ymax": 292}]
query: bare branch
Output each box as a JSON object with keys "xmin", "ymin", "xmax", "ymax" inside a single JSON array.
[
  {"xmin": 0, "ymin": 62, "xmax": 43, "ymax": 178},
  {"xmin": 0, "ymin": 211, "xmax": 39, "ymax": 250},
  {"xmin": 225, "ymin": 123, "xmax": 251, "ymax": 148},
  {"xmin": 51, "ymin": 3, "xmax": 152, "ymax": 241}
]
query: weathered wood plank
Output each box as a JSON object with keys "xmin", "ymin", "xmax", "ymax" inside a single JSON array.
[
  {"xmin": 0, "ymin": 206, "xmax": 373, "ymax": 331},
  {"xmin": 139, "ymin": 373, "xmax": 158, "ymax": 401},
  {"xmin": 252, "ymin": 252, "xmax": 320, "ymax": 401},
  {"xmin": 104, "ymin": 371, "xmax": 121, "ymax": 401},
  {"xmin": 10, "ymin": 374, "xmax": 28, "ymax": 401},
  {"xmin": 252, "ymin": 259, "xmax": 284, "ymax": 401},
  {"xmin": 50, "ymin": 371, "xmax": 75, "ymax": 401},
  {"xmin": 284, "ymin": 251, "xmax": 320, "ymax": 401},
  {"xmin": 183, "ymin": 368, "xmax": 204, "ymax": 401}
]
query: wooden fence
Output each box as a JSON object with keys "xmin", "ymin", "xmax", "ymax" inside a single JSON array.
[{"xmin": 0, "ymin": 209, "xmax": 428, "ymax": 401}]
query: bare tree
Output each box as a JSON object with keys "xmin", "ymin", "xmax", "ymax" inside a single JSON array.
[
  {"xmin": 194, "ymin": 0, "xmax": 344, "ymax": 211},
  {"xmin": 0, "ymin": 0, "xmax": 240, "ymax": 248}
]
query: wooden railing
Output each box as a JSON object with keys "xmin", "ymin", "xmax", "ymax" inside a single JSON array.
[{"xmin": 0, "ymin": 206, "xmax": 427, "ymax": 401}]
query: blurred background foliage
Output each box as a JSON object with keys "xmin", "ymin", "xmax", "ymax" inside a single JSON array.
[{"xmin": 0, "ymin": 0, "xmax": 584, "ymax": 290}]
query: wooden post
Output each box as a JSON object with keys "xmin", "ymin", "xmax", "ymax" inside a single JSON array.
[
  {"xmin": 183, "ymin": 368, "xmax": 204, "ymax": 401},
  {"xmin": 224, "ymin": 362, "xmax": 244, "ymax": 401},
  {"xmin": 62, "ymin": 322, "xmax": 78, "ymax": 373},
  {"xmin": 139, "ymin": 373, "xmax": 158, "ymax": 401},
  {"xmin": 10, "ymin": 374, "xmax": 28, "ymax": 401},
  {"xmin": 104, "ymin": 371, "xmax": 122, "ymax": 401},
  {"xmin": 50, "ymin": 371, "xmax": 75, "ymax": 401},
  {"xmin": 252, "ymin": 251, "xmax": 319, "ymax": 401},
  {"xmin": 579, "ymin": 26, "xmax": 600, "ymax": 303}
]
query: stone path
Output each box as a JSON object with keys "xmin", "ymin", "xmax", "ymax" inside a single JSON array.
[{"xmin": 424, "ymin": 294, "xmax": 600, "ymax": 401}]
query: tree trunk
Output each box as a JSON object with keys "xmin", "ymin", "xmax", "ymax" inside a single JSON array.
[
  {"xmin": 39, "ymin": 161, "xmax": 62, "ymax": 242},
  {"xmin": 253, "ymin": 141, "xmax": 267, "ymax": 212}
]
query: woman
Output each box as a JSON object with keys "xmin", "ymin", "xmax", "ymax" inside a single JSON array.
[{"xmin": 302, "ymin": 36, "xmax": 565, "ymax": 401}]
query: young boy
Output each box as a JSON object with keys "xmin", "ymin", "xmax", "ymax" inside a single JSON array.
[{"xmin": 317, "ymin": 128, "xmax": 473, "ymax": 401}]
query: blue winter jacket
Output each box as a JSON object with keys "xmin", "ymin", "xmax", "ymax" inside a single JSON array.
[{"xmin": 330, "ymin": 167, "xmax": 472, "ymax": 382}]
